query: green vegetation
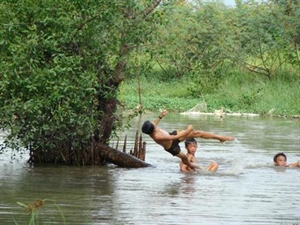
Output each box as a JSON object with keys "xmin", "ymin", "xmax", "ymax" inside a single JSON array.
[
  {"xmin": 119, "ymin": 0, "xmax": 300, "ymax": 118},
  {"xmin": 0, "ymin": 1, "xmax": 162, "ymax": 164},
  {"xmin": 120, "ymin": 68, "xmax": 300, "ymax": 117},
  {"xmin": 16, "ymin": 199, "xmax": 66, "ymax": 225},
  {"xmin": 0, "ymin": 0, "xmax": 299, "ymax": 164}
]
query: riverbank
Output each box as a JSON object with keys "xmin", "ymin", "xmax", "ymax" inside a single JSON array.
[{"xmin": 119, "ymin": 73, "xmax": 300, "ymax": 119}]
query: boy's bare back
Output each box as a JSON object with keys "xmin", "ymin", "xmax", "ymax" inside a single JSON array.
[{"xmin": 149, "ymin": 124, "xmax": 193, "ymax": 150}]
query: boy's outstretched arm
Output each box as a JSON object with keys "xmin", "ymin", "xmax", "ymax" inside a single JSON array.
[
  {"xmin": 177, "ymin": 151, "xmax": 200, "ymax": 170},
  {"xmin": 153, "ymin": 109, "xmax": 168, "ymax": 126},
  {"xmin": 288, "ymin": 161, "xmax": 300, "ymax": 167},
  {"xmin": 180, "ymin": 159, "xmax": 199, "ymax": 172}
]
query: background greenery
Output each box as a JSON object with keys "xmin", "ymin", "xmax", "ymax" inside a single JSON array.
[
  {"xmin": 120, "ymin": 69, "xmax": 300, "ymax": 117},
  {"xmin": 0, "ymin": 0, "xmax": 299, "ymax": 162},
  {"xmin": 120, "ymin": 0, "xmax": 300, "ymax": 117}
]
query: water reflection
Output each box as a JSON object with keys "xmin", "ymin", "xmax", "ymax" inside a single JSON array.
[{"xmin": 1, "ymin": 114, "xmax": 300, "ymax": 224}]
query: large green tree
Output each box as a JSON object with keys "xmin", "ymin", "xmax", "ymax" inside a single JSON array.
[
  {"xmin": 0, "ymin": 0, "xmax": 161, "ymax": 166},
  {"xmin": 151, "ymin": 1, "xmax": 237, "ymax": 93},
  {"xmin": 230, "ymin": 0, "xmax": 300, "ymax": 79},
  {"xmin": 152, "ymin": 0, "xmax": 299, "ymax": 85}
]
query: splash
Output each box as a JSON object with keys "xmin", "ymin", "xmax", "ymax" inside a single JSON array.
[
  {"xmin": 221, "ymin": 158, "xmax": 244, "ymax": 175},
  {"xmin": 217, "ymin": 138, "xmax": 244, "ymax": 175}
]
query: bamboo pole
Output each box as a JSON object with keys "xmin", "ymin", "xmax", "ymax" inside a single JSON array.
[
  {"xmin": 123, "ymin": 135, "xmax": 127, "ymax": 153},
  {"xmin": 142, "ymin": 141, "xmax": 146, "ymax": 161},
  {"xmin": 138, "ymin": 133, "xmax": 143, "ymax": 160},
  {"xmin": 133, "ymin": 131, "xmax": 138, "ymax": 157},
  {"xmin": 115, "ymin": 137, "xmax": 119, "ymax": 150}
]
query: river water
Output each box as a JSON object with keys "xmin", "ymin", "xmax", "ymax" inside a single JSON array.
[{"xmin": 0, "ymin": 113, "xmax": 299, "ymax": 225}]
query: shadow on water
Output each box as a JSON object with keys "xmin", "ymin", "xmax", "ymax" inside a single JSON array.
[{"xmin": 0, "ymin": 114, "xmax": 299, "ymax": 224}]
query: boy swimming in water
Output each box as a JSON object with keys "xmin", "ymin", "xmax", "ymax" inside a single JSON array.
[
  {"xmin": 180, "ymin": 138, "xmax": 218, "ymax": 172},
  {"xmin": 142, "ymin": 110, "xmax": 235, "ymax": 170},
  {"xmin": 273, "ymin": 152, "xmax": 300, "ymax": 167}
]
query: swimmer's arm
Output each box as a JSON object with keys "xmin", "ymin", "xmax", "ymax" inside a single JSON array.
[
  {"xmin": 180, "ymin": 161, "xmax": 198, "ymax": 172},
  {"xmin": 189, "ymin": 155, "xmax": 196, "ymax": 163},
  {"xmin": 180, "ymin": 162, "xmax": 189, "ymax": 172},
  {"xmin": 287, "ymin": 161, "xmax": 300, "ymax": 167},
  {"xmin": 188, "ymin": 155, "xmax": 200, "ymax": 169},
  {"xmin": 180, "ymin": 155, "xmax": 199, "ymax": 172},
  {"xmin": 153, "ymin": 110, "xmax": 168, "ymax": 125}
]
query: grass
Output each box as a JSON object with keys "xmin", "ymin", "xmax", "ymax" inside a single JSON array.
[
  {"xmin": 119, "ymin": 69, "xmax": 300, "ymax": 117},
  {"xmin": 15, "ymin": 199, "xmax": 66, "ymax": 225},
  {"xmin": 119, "ymin": 76, "xmax": 199, "ymax": 112}
]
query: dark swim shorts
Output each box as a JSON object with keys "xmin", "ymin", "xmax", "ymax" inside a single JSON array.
[{"xmin": 165, "ymin": 130, "xmax": 181, "ymax": 156}]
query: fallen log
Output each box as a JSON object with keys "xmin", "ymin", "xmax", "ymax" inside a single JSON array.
[{"xmin": 96, "ymin": 143, "xmax": 151, "ymax": 168}]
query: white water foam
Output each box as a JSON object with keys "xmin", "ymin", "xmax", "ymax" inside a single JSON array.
[{"xmin": 218, "ymin": 139, "xmax": 244, "ymax": 175}]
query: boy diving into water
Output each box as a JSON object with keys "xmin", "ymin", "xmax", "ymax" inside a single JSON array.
[{"xmin": 141, "ymin": 110, "xmax": 235, "ymax": 170}]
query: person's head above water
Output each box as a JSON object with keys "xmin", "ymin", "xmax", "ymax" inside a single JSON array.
[
  {"xmin": 142, "ymin": 120, "xmax": 155, "ymax": 134},
  {"xmin": 273, "ymin": 152, "xmax": 287, "ymax": 166},
  {"xmin": 184, "ymin": 138, "xmax": 197, "ymax": 147}
]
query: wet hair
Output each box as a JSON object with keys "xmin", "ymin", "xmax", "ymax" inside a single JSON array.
[
  {"xmin": 142, "ymin": 120, "xmax": 154, "ymax": 134},
  {"xmin": 185, "ymin": 138, "xmax": 197, "ymax": 147},
  {"xmin": 273, "ymin": 152, "xmax": 287, "ymax": 163}
]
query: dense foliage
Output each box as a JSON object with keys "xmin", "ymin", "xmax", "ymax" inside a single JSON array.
[
  {"xmin": 0, "ymin": 0, "xmax": 161, "ymax": 164},
  {"xmin": 0, "ymin": 0, "xmax": 299, "ymax": 164},
  {"xmin": 122, "ymin": 0, "xmax": 299, "ymax": 116}
]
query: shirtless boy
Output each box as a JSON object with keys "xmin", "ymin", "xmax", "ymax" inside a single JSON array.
[
  {"xmin": 141, "ymin": 110, "xmax": 235, "ymax": 170},
  {"xmin": 273, "ymin": 152, "xmax": 300, "ymax": 167},
  {"xmin": 180, "ymin": 138, "xmax": 218, "ymax": 172}
]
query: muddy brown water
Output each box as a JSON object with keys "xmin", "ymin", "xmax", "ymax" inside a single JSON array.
[{"xmin": 0, "ymin": 113, "xmax": 299, "ymax": 224}]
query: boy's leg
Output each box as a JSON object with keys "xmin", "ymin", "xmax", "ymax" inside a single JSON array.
[
  {"xmin": 177, "ymin": 129, "xmax": 196, "ymax": 142},
  {"xmin": 206, "ymin": 161, "xmax": 218, "ymax": 172},
  {"xmin": 186, "ymin": 130, "xmax": 235, "ymax": 142}
]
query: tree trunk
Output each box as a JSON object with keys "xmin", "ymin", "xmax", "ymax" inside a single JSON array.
[
  {"xmin": 84, "ymin": 0, "xmax": 163, "ymax": 166},
  {"xmin": 96, "ymin": 143, "xmax": 151, "ymax": 168},
  {"xmin": 28, "ymin": 141, "xmax": 151, "ymax": 167}
]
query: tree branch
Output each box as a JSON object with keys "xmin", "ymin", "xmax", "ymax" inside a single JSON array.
[{"xmin": 140, "ymin": 0, "xmax": 162, "ymax": 19}]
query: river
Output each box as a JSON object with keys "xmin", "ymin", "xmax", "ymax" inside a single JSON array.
[{"xmin": 0, "ymin": 113, "xmax": 299, "ymax": 225}]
